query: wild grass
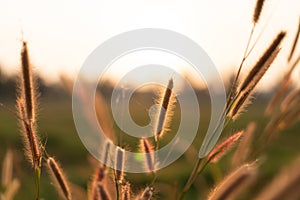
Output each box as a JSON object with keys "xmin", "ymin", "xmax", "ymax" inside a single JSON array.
[
  {"xmin": 46, "ymin": 157, "xmax": 72, "ymax": 200},
  {"xmin": 0, "ymin": 0, "xmax": 300, "ymax": 199}
]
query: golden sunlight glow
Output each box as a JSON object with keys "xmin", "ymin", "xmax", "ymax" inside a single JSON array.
[{"xmin": 0, "ymin": 0, "xmax": 299, "ymax": 90}]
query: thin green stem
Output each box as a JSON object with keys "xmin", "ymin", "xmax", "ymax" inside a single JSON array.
[
  {"xmin": 34, "ymin": 160, "xmax": 41, "ymax": 200},
  {"xmin": 178, "ymin": 158, "xmax": 203, "ymax": 200},
  {"xmin": 226, "ymin": 25, "xmax": 256, "ymax": 108}
]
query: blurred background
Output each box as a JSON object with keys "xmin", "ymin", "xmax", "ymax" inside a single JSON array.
[{"xmin": 0, "ymin": 0, "xmax": 300, "ymax": 199}]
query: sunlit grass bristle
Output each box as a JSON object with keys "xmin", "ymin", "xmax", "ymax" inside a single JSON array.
[
  {"xmin": 154, "ymin": 78, "xmax": 176, "ymax": 141},
  {"xmin": 238, "ymin": 32, "xmax": 286, "ymax": 94},
  {"xmin": 115, "ymin": 147, "xmax": 125, "ymax": 183},
  {"xmin": 288, "ymin": 17, "xmax": 300, "ymax": 62},
  {"xmin": 207, "ymin": 130, "xmax": 244, "ymax": 163},
  {"xmin": 228, "ymin": 90, "xmax": 253, "ymax": 121},
  {"xmin": 47, "ymin": 157, "xmax": 72, "ymax": 200},
  {"xmin": 20, "ymin": 41, "xmax": 36, "ymax": 122},
  {"xmin": 208, "ymin": 163, "xmax": 257, "ymax": 200},
  {"xmin": 140, "ymin": 138, "xmax": 155, "ymax": 172},
  {"xmin": 253, "ymin": 0, "xmax": 265, "ymax": 24},
  {"xmin": 229, "ymin": 32, "xmax": 286, "ymax": 120},
  {"xmin": 17, "ymin": 98, "xmax": 40, "ymax": 167}
]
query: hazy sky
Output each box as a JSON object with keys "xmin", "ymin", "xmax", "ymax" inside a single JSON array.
[{"xmin": 0, "ymin": 0, "xmax": 299, "ymax": 90}]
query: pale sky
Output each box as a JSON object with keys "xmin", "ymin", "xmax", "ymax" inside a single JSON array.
[{"xmin": 0, "ymin": 0, "xmax": 299, "ymax": 90}]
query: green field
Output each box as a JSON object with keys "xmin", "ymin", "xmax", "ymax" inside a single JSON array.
[{"xmin": 1, "ymin": 86, "xmax": 300, "ymax": 199}]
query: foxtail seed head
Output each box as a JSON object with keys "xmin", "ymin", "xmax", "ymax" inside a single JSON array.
[
  {"xmin": 154, "ymin": 78, "xmax": 176, "ymax": 141},
  {"xmin": 47, "ymin": 157, "xmax": 72, "ymax": 200},
  {"xmin": 139, "ymin": 138, "xmax": 155, "ymax": 172}
]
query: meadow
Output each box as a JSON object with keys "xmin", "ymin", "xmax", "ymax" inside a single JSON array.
[
  {"xmin": 1, "ymin": 0, "xmax": 300, "ymax": 199},
  {"xmin": 0, "ymin": 82, "xmax": 300, "ymax": 199}
]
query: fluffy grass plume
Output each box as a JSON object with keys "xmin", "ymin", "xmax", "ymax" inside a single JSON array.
[
  {"xmin": 229, "ymin": 31, "xmax": 286, "ymax": 120},
  {"xmin": 47, "ymin": 157, "xmax": 72, "ymax": 200},
  {"xmin": 253, "ymin": 0, "xmax": 265, "ymax": 24},
  {"xmin": 17, "ymin": 99, "xmax": 40, "ymax": 167},
  {"xmin": 154, "ymin": 78, "xmax": 175, "ymax": 141},
  {"xmin": 255, "ymin": 157, "xmax": 300, "ymax": 200},
  {"xmin": 238, "ymin": 32, "xmax": 286, "ymax": 94},
  {"xmin": 140, "ymin": 138, "xmax": 155, "ymax": 172},
  {"xmin": 208, "ymin": 163, "xmax": 257, "ymax": 200},
  {"xmin": 115, "ymin": 147, "xmax": 125, "ymax": 183},
  {"xmin": 231, "ymin": 122, "xmax": 256, "ymax": 167},
  {"xmin": 207, "ymin": 130, "xmax": 244, "ymax": 163},
  {"xmin": 229, "ymin": 48, "xmax": 281, "ymax": 120},
  {"xmin": 20, "ymin": 42, "xmax": 36, "ymax": 123}
]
